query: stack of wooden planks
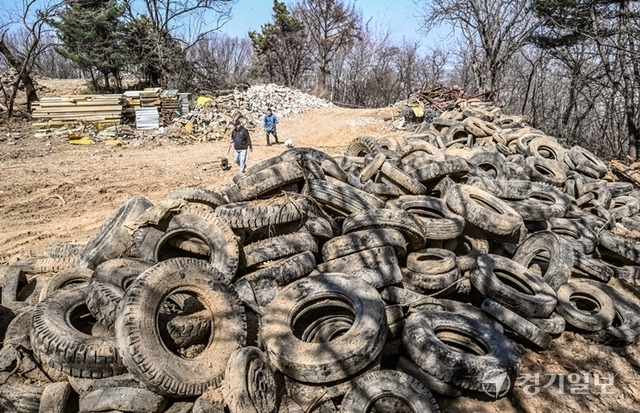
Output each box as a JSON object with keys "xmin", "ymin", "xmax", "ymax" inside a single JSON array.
[{"xmin": 31, "ymin": 95, "xmax": 124, "ymax": 125}]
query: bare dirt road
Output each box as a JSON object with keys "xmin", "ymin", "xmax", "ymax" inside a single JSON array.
[{"xmin": 1, "ymin": 83, "xmax": 640, "ymax": 412}]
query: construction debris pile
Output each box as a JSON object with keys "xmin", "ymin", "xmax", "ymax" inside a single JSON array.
[
  {"xmin": 396, "ymin": 84, "xmax": 493, "ymax": 128},
  {"xmin": 3, "ymin": 98, "xmax": 640, "ymax": 412},
  {"xmin": 168, "ymin": 84, "xmax": 332, "ymax": 143}
]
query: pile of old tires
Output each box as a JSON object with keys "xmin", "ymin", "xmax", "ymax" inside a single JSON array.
[{"xmin": 2, "ymin": 98, "xmax": 640, "ymax": 412}]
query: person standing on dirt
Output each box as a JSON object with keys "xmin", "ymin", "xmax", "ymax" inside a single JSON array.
[
  {"xmin": 264, "ymin": 108, "xmax": 279, "ymax": 146},
  {"xmin": 229, "ymin": 120, "xmax": 252, "ymax": 173}
]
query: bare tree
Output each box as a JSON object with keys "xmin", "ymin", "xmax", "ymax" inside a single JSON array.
[
  {"xmin": 0, "ymin": 0, "xmax": 61, "ymax": 117},
  {"xmin": 416, "ymin": 0, "xmax": 538, "ymax": 98},
  {"xmin": 293, "ymin": 0, "xmax": 361, "ymax": 94}
]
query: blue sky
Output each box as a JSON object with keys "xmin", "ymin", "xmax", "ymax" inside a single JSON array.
[{"xmin": 222, "ymin": 0, "xmax": 432, "ymax": 44}]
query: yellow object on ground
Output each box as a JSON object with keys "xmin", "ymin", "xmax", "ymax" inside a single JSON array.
[
  {"xmin": 196, "ymin": 96, "xmax": 214, "ymax": 106},
  {"xmin": 69, "ymin": 137, "xmax": 95, "ymax": 145}
]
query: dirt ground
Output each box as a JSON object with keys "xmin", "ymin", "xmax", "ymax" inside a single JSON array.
[{"xmin": 1, "ymin": 80, "xmax": 640, "ymax": 412}]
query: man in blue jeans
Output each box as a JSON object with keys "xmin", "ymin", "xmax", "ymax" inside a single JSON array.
[
  {"xmin": 264, "ymin": 108, "xmax": 279, "ymax": 146},
  {"xmin": 229, "ymin": 120, "xmax": 252, "ymax": 173}
]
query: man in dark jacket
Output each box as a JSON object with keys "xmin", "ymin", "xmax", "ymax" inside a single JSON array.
[{"xmin": 229, "ymin": 120, "xmax": 252, "ymax": 173}]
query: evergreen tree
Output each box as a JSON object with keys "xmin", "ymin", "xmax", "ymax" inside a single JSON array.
[
  {"xmin": 249, "ymin": 0, "xmax": 311, "ymax": 86},
  {"xmin": 50, "ymin": 0, "xmax": 127, "ymax": 91}
]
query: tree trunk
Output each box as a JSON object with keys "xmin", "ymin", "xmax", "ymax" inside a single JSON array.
[{"xmin": 0, "ymin": 36, "xmax": 39, "ymax": 116}]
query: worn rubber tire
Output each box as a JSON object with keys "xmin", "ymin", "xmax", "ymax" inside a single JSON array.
[
  {"xmin": 407, "ymin": 248, "xmax": 457, "ymax": 274},
  {"xmin": 581, "ymin": 279, "xmax": 640, "ymax": 345},
  {"xmin": 340, "ymin": 370, "xmax": 440, "ymax": 413},
  {"xmin": 527, "ymin": 312, "xmax": 566, "ymax": 336},
  {"xmin": 347, "ymin": 136, "xmax": 382, "ymax": 157},
  {"xmin": 79, "ymin": 195, "xmax": 153, "ymax": 269},
  {"xmin": 38, "ymin": 382, "xmax": 72, "ymax": 413},
  {"xmin": 224, "ymin": 346, "xmax": 278, "ymax": 413},
  {"xmin": 359, "ymin": 152, "xmax": 386, "ymax": 182},
  {"xmin": 242, "ymin": 231, "xmax": 317, "ymax": 269},
  {"xmin": 167, "ymin": 187, "xmax": 227, "ymax": 209},
  {"xmin": 525, "ymin": 156, "xmax": 567, "ymax": 187},
  {"xmin": 322, "ymin": 228, "xmax": 407, "ymax": 261},
  {"xmin": 228, "ymin": 160, "xmax": 305, "ymax": 202},
  {"xmin": 317, "ymin": 246, "xmax": 403, "ymax": 288},
  {"xmin": 305, "ymin": 179, "xmax": 385, "ymax": 216},
  {"xmin": 598, "ymin": 229, "xmax": 640, "ymax": 264},
  {"xmin": 215, "ymin": 196, "xmax": 310, "ymax": 230},
  {"xmin": 445, "ymin": 184, "xmax": 524, "ymax": 239},
  {"xmin": 403, "ymin": 310, "xmax": 521, "ymax": 393},
  {"xmin": 261, "ymin": 273, "xmax": 387, "ymax": 383},
  {"xmin": 130, "ymin": 206, "xmax": 240, "ymax": 280},
  {"xmin": 0, "ymin": 373, "xmax": 44, "ymax": 413},
  {"xmin": 342, "ymin": 208, "xmax": 426, "ymax": 251},
  {"xmin": 396, "ymin": 356, "xmax": 462, "ymax": 397},
  {"xmin": 481, "ymin": 298, "xmax": 552, "ymax": 349},
  {"xmin": 386, "ymin": 196, "xmax": 465, "ymax": 240},
  {"xmin": 379, "ymin": 160, "xmax": 427, "ymax": 195},
  {"xmin": 115, "ymin": 258, "xmax": 246, "ymax": 397},
  {"xmin": 555, "ymin": 279, "xmax": 615, "ymax": 332},
  {"xmin": 86, "ymin": 258, "xmax": 154, "ymax": 330},
  {"xmin": 31, "ymin": 286, "xmax": 126, "ymax": 378},
  {"xmin": 505, "ymin": 184, "xmax": 571, "ymax": 221},
  {"xmin": 402, "ymin": 266, "xmax": 462, "ymax": 291},
  {"xmin": 38, "ymin": 267, "xmax": 93, "ymax": 302},
  {"xmin": 78, "ymin": 387, "xmax": 167, "ymax": 413},
  {"xmin": 546, "ymin": 218, "xmax": 598, "ymax": 254},
  {"xmin": 511, "ymin": 231, "xmax": 574, "ymax": 290},
  {"xmin": 470, "ymin": 254, "xmax": 557, "ymax": 318}
]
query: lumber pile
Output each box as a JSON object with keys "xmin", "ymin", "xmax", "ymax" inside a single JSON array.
[{"xmin": 31, "ymin": 95, "xmax": 124, "ymax": 125}]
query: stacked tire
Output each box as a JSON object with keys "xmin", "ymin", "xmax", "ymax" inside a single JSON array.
[{"xmin": 2, "ymin": 97, "xmax": 640, "ymax": 412}]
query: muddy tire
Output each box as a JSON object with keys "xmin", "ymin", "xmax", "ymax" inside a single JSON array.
[
  {"xmin": 407, "ymin": 248, "xmax": 457, "ymax": 275},
  {"xmin": 396, "ymin": 356, "xmax": 462, "ymax": 397},
  {"xmin": 215, "ymin": 196, "xmax": 310, "ymax": 230},
  {"xmin": 305, "ymin": 179, "xmax": 385, "ymax": 215},
  {"xmin": 481, "ymin": 298, "xmax": 552, "ymax": 349},
  {"xmin": 38, "ymin": 382, "xmax": 72, "ymax": 413},
  {"xmin": 243, "ymin": 231, "xmax": 317, "ymax": 269},
  {"xmin": 403, "ymin": 310, "xmax": 521, "ymax": 393},
  {"xmin": 38, "ymin": 267, "xmax": 93, "ymax": 302},
  {"xmin": 359, "ymin": 152, "xmax": 386, "ymax": 182},
  {"xmin": 512, "ymin": 231, "xmax": 574, "ymax": 290},
  {"xmin": 379, "ymin": 161, "xmax": 427, "ymax": 195},
  {"xmin": 386, "ymin": 196, "xmax": 465, "ymax": 240},
  {"xmin": 0, "ymin": 373, "xmax": 44, "ymax": 413},
  {"xmin": 167, "ymin": 187, "xmax": 227, "ymax": 209},
  {"xmin": 470, "ymin": 254, "xmax": 557, "ymax": 318},
  {"xmin": 581, "ymin": 279, "xmax": 640, "ymax": 345},
  {"xmin": 78, "ymin": 387, "xmax": 167, "ymax": 413},
  {"xmin": 598, "ymin": 230, "xmax": 640, "ymax": 264},
  {"xmin": 228, "ymin": 160, "xmax": 305, "ymax": 202},
  {"xmin": 317, "ymin": 246, "xmax": 403, "ymax": 288},
  {"xmin": 31, "ymin": 286, "xmax": 125, "ymax": 378},
  {"xmin": 321, "ymin": 228, "xmax": 408, "ymax": 261},
  {"xmin": 555, "ymin": 279, "xmax": 615, "ymax": 332},
  {"xmin": 342, "ymin": 208, "xmax": 426, "ymax": 251},
  {"xmin": 115, "ymin": 258, "xmax": 246, "ymax": 397},
  {"xmin": 79, "ymin": 195, "xmax": 153, "ymax": 269},
  {"xmin": 340, "ymin": 370, "xmax": 440, "ymax": 413},
  {"xmin": 130, "ymin": 207, "xmax": 240, "ymax": 280},
  {"xmin": 505, "ymin": 184, "xmax": 570, "ymax": 221},
  {"xmin": 528, "ymin": 312, "xmax": 566, "ymax": 336},
  {"xmin": 445, "ymin": 184, "xmax": 523, "ymax": 239},
  {"xmin": 261, "ymin": 273, "xmax": 387, "ymax": 383},
  {"xmin": 86, "ymin": 258, "xmax": 154, "ymax": 330},
  {"xmin": 224, "ymin": 346, "xmax": 278, "ymax": 413},
  {"xmin": 347, "ymin": 136, "xmax": 382, "ymax": 157}
]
